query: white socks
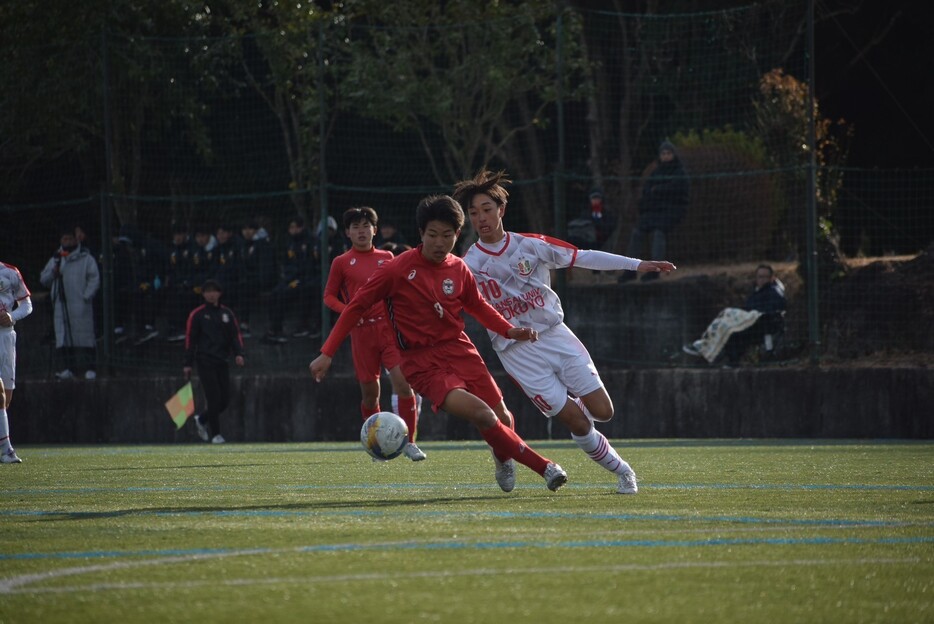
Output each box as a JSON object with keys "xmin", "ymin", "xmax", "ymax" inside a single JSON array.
[
  {"xmin": 0, "ymin": 408, "xmax": 11, "ymax": 454},
  {"xmin": 571, "ymin": 425, "xmax": 632, "ymax": 476}
]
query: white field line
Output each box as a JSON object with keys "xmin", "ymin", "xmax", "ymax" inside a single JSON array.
[{"xmin": 2, "ymin": 556, "xmax": 922, "ymax": 596}]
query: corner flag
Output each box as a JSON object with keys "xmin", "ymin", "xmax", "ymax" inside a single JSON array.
[{"xmin": 165, "ymin": 382, "xmax": 195, "ymax": 429}]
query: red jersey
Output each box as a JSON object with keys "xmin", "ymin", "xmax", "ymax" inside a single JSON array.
[
  {"xmin": 320, "ymin": 245, "xmax": 514, "ymax": 357},
  {"xmin": 323, "ymin": 246, "xmax": 394, "ymax": 320}
]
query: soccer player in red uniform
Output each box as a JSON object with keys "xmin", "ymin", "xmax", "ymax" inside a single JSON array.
[
  {"xmin": 310, "ymin": 195, "xmax": 568, "ymax": 492},
  {"xmin": 323, "ymin": 206, "xmax": 426, "ymax": 461}
]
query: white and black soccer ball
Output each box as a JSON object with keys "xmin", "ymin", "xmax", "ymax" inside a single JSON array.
[{"xmin": 360, "ymin": 411, "xmax": 409, "ymax": 461}]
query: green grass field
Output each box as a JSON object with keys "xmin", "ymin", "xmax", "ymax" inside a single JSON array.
[{"xmin": 1, "ymin": 440, "xmax": 931, "ymax": 623}]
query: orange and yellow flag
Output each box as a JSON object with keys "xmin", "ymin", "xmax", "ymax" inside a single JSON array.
[{"xmin": 164, "ymin": 382, "xmax": 195, "ymax": 429}]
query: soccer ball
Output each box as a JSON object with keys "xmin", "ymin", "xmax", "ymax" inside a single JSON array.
[{"xmin": 360, "ymin": 412, "xmax": 409, "ymax": 461}]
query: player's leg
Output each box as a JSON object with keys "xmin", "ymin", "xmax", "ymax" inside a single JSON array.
[
  {"xmin": 387, "ymin": 366, "xmax": 425, "ymax": 461},
  {"xmin": 557, "ymin": 392, "xmax": 637, "ymax": 493},
  {"xmin": 351, "ymin": 327, "xmax": 383, "ymax": 420},
  {"xmin": 358, "ymin": 379, "xmax": 380, "ymax": 420},
  {"xmin": 195, "ymin": 358, "xmax": 225, "ymax": 440},
  {"xmin": 441, "ymin": 387, "xmax": 564, "ymax": 490},
  {"xmin": 0, "ymin": 355, "xmax": 22, "ymax": 462},
  {"xmin": 379, "ymin": 323, "xmax": 424, "ymax": 459},
  {"xmin": 490, "ymin": 402, "xmax": 515, "ymax": 430}
]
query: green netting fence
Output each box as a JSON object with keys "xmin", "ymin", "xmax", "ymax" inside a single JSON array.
[{"xmin": 1, "ymin": 1, "xmax": 931, "ymax": 378}]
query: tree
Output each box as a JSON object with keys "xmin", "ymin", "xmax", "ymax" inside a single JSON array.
[
  {"xmin": 201, "ymin": 1, "xmax": 348, "ymax": 219},
  {"xmin": 339, "ymin": 0, "xmax": 587, "ymax": 233},
  {"xmin": 754, "ymin": 68, "xmax": 852, "ymax": 284},
  {"xmin": 0, "ymin": 0, "xmax": 220, "ymax": 226}
]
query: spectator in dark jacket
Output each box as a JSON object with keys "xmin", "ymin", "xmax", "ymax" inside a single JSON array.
[
  {"xmin": 240, "ymin": 220, "xmax": 277, "ymax": 338},
  {"xmin": 621, "ymin": 140, "xmax": 690, "ymax": 282},
  {"xmin": 183, "ymin": 279, "xmax": 245, "ymax": 444},
  {"xmin": 265, "ymin": 216, "xmax": 318, "ymax": 343},
  {"xmin": 166, "ymin": 225, "xmax": 198, "ymax": 342},
  {"xmin": 213, "ymin": 224, "xmax": 245, "ymax": 316},
  {"xmin": 683, "ymin": 264, "xmax": 787, "ymax": 366}
]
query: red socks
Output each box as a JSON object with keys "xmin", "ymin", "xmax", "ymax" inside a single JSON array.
[
  {"xmin": 481, "ymin": 420, "xmax": 550, "ymax": 475},
  {"xmin": 397, "ymin": 394, "xmax": 418, "ymax": 443}
]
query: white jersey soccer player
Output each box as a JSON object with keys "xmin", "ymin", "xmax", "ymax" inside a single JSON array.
[
  {"xmin": 0, "ymin": 262, "xmax": 35, "ymax": 464},
  {"xmin": 456, "ymin": 170, "xmax": 676, "ymax": 493},
  {"xmin": 464, "ymin": 232, "xmax": 640, "ymax": 412}
]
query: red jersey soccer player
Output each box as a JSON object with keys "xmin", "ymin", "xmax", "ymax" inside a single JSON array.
[
  {"xmin": 323, "ymin": 206, "xmax": 426, "ymax": 461},
  {"xmin": 310, "ymin": 195, "xmax": 568, "ymax": 492}
]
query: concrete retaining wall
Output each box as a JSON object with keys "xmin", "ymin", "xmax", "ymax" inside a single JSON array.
[{"xmin": 11, "ymin": 367, "xmax": 932, "ymax": 444}]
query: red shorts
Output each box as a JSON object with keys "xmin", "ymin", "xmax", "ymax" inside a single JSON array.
[
  {"xmin": 350, "ymin": 318, "xmax": 403, "ymax": 383},
  {"xmin": 400, "ymin": 334, "xmax": 503, "ymax": 412}
]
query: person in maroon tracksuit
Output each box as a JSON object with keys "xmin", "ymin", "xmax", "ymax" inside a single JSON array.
[{"xmin": 183, "ymin": 279, "xmax": 245, "ymax": 444}]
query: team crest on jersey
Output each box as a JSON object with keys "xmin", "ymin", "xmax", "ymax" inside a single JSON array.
[
  {"xmin": 222, "ymin": 313, "xmax": 230, "ymax": 323},
  {"xmin": 350, "ymin": 258, "xmax": 357, "ymax": 265},
  {"xmin": 408, "ymin": 270, "xmax": 417, "ymax": 280},
  {"xmin": 517, "ymin": 258, "xmax": 533, "ymax": 277},
  {"xmin": 442, "ymin": 278, "xmax": 455, "ymax": 295}
]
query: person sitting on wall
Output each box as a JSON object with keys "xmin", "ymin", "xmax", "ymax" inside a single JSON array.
[{"xmin": 682, "ymin": 264, "xmax": 786, "ymax": 366}]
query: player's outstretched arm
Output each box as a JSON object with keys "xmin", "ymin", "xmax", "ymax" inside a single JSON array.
[
  {"xmin": 637, "ymin": 260, "xmax": 677, "ymax": 275},
  {"xmin": 507, "ymin": 327, "xmax": 538, "ymax": 342},
  {"xmin": 309, "ymin": 353, "xmax": 332, "ymax": 382}
]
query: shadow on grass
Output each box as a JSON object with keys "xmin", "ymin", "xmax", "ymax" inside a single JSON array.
[{"xmin": 33, "ymin": 494, "xmax": 514, "ymax": 521}]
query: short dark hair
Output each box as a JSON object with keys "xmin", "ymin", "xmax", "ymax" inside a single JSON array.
[
  {"xmin": 201, "ymin": 279, "xmax": 223, "ymax": 293},
  {"xmin": 194, "ymin": 224, "xmax": 213, "ymax": 236},
  {"xmin": 452, "ymin": 170, "xmax": 511, "ymax": 213},
  {"xmin": 288, "ymin": 216, "xmax": 305, "ymax": 228},
  {"xmin": 756, "ymin": 264, "xmax": 774, "ymax": 277},
  {"xmin": 343, "ymin": 206, "xmax": 378, "ymax": 230},
  {"xmin": 416, "ymin": 195, "xmax": 464, "ymax": 233}
]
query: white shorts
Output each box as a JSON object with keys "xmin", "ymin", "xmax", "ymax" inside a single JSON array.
[
  {"xmin": 496, "ymin": 323, "xmax": 603, "ymax": 418},
  {"xmin": 0, "ymin": 329, "xmax": 16, "ymax": 389}
]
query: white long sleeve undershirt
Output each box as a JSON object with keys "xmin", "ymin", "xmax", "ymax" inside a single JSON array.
[
  {"xmin": 10, "ymin": 297, "xmax": 33, "ymax": 322},
  {"xmin": 574, "ymin": 249, "xmax": 642, "ymax": 272}
]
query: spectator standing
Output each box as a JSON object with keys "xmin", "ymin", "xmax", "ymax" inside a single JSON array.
[
  {"xmin": 622, "ymin": 140, "xmax": 689, "ymax": 282},
  {"xmin": 0, "ymin": 260, "xmax": 34, "ymax": 463},
  {"xmin": 213, "ymin": 224, "xmax": 245, "ymax": 316},
  {"xmin": 39, "ymin": 228, "xmax": 101, "ymax": 380},
  {"xmin": 240, "ymin": 220, "xmax": 277, "ymax": 338},
  {"xmin": 165, "ymin": 225, "xmax": 198, "ymax": 342},
  {"xmin": 116, "ymin": 225, "xmax": 167, "ymax": 346},
  {"xmin": 183, "ymin": 279, "xmax": 245, "ymax": 444},
  {"xmin": 265, "ymin": 216, "xmax": 317, "ymax": 343}
]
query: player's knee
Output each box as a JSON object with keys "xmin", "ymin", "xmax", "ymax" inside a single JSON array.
[{"xmin": 590, "ymin": 406, "xmax": 614, "ymax": 423}]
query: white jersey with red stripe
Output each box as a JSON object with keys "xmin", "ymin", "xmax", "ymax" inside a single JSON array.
[
  {"xmin": 463, "ymin": 232, "xmax": 578, "ymax": 352},
  {"xmin": 0, "ymin": 262, "xmax": 32, "ymax": 334}
]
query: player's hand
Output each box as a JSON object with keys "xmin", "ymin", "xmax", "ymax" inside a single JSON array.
[
  {"xmin": 183, "ymin": 366, "xmax": 192, "ymax": 380},
  {"xmin": 309, "ymin": 354, "xmax": 332, "ymax": 382},
  {"xmin": 193, "ymin": 286, "xmax": 202, "ymax": 295},
  {"xmin": 638, "ymin": 260, "xmax": 677, "ymax": 275},
  {"xmin": 139, "ymin": 282, "xmax": 151, "ymax": 292},
  {"xmin": 289, "ymin": 279, "xmax": 300, "ymax": 289},
  {"xmin": 235, "ymin": 355, "xmax": 245, "ymax": 367},
  {"xmin": 0, "ymin": 311, "xmax": 13, "ymax": 327},
  {"xmin": 507, "ymin": 326, "xmax": 538, "ymax": 343}
]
